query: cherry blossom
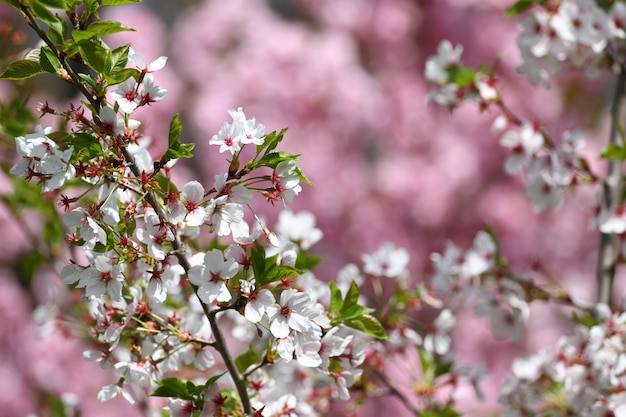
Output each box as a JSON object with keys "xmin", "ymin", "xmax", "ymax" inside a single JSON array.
[
  {"xmin": 180, "ymin": 181, "xmax": 208, "ymax": 227},
  {"xmin": 188, "ymin": 248, "xmax": 239, "ymax": 304},
  {"xmin": 78, "ymin": 255, "xmax": 125, "ymax": 302},
  {"xmin": 362, "ymin": 242, "xmax": 409, "ymax": 280},
  {"xmin": 266, "ymin": 288, "xmax": 317, "ymax": 339},
  {"xmin": 275, "ymin": 210, "xmax": 323, "ymax": 250}
]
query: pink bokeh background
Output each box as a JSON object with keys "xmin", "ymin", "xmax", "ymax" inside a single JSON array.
[{"xmin": 0, "ymin": 0, "xmax": 619, "ymax": 415}]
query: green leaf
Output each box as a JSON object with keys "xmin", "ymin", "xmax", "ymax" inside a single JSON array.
[
  {"xmin": 256, "ymin": 128, "xmax": 287, "ymax": 156},
  {"xmin": 295, "ymin": 252, "xmax": 321, "ymax": 271},
  {"xmin": 72, "ymin": 21, "xmax": 134, "ymax": 42},
  {"xmin": 70, "ymin": 132, "xmax": 104, "ymax": 161},
  {"xmin": 601, "ymin": 143, "xmax": 626, "ymax": 160},
  {"xmin": 505, "ymin": 0, "xmax": 545, "ymax": 18},
  {"xmin": 30, "ymin": 2, "xmax": 58, "ymax": 27},
  {"xmin": 47, "ymin": 12, "xmax": 67, "ymax": 40},
  {"xmin": 329, "ymin": 282, "xmax": 343, "ymax": 313},
  {"xmin": 0, "ymin": 0, "xmax": 21, "ymax": 10},
  {"xmin": 250, "ymin": 243, "xmax": 301, "ymax": 286},
  {"xmin": 418, "ymin": 346, "xmax": 433, "ymax": 374},
  {"xmin": 77, "ymin": 40, "xmax": 112, "ymax": 74},
  {"xmin": 151, "ymin": 378, "xmax": 193, "ymax": 400},
  {"xmin": 344, "ymin": 315, "xmax": 388, "ymax": 340},
  {"xmin": 161, "ymin": 114, "xmax": 194, "ymax": 164},
  {"xmin": 109, "ymin": 43, "xmax": 132, "ymax": 74},
  {"xmin": 235, "ymin": 345, "xmax": 260, "ymax": 373},
  {"xmin": 161, "ymin": 143, "xmax": 195, "ymax": 165},
  {"xmin": 168, "ymin": 114, "xmax": 183, "ymax": 146},
  {"xmin": 39, "ymin": 46, "xmax": 61, "ymax": 73},
  {"xmin": 251, "ymin": 242, "xmax": 267, "ymax": 282},
  {"xmin": 154, "ymin": 173, "xmax": 179, "ymax": 194},
  {"xmin": 341, "ymin": 281, "xmax": 360, "ymax": 309},
  {"xmin": 104, "ymin": 67, "xmax": 139, "ymax": 85},
  {"xmin": 0, "ymin": 59, "xmax": 45, "ymax": 80},
  {"xmin": 434, "ymin": 359, "xmax": 454, "ymax": 378},
  {"xmin": 101, "ymin": 0, "xmax": 142, "ymax": 5},
  {"xmin": 35, "ymin": 0, "xmax": 69, "ymax": 10},
  {"xmin": 84, "ymin": 0, "xmax": 101, "ymax": 19},
  {"xmin": 330, "ymin": 281, "xmax": 375, "ymax": 325},
  {"xmin": 295, "ymin": 166, "xmax": 313, "ymax": 186},
  {"xmin": 204, "ymin": 372, "xmax": 226, "ymax": 389},
  {"xmin": 446, "ymin": 64, "xmax": 476, "ymax": 87},
  {"xmin": 45, "ymin": 392, "xmax": 68, "ymax": 417},
  {"xmin": 266, "ymin": 265, "xmax": 302, "ymax": 284},
  {"xmin": 77, "ymin": 72, "xmax": 98, "ymax": 89},
  {"xmin": 0, "ymin": 93, "xmax": 36, "ymax": 137},
  {"xmin": 249, "ymin": 151, "xmax": 300, "ymax": 171},
  {"xmin": 420, "ymin": 406, "xmax": 461, "ymax": 417}
]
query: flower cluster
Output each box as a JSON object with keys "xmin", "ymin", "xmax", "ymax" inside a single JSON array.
[
  {"xmin": 9, "ymin": 125, "xmax": 76, "ymax": 192},
  {"xmin": 425, "ymin": 39, "xmax": 594, "ymax": 212},
  {"xmin": 210, "ymin": 107, "xmax": 266, "ymax": 154},
  {"xmin": 517, "ymin": 0, "xmax": 626, "ymax": 85},
  {"xmin": 431, "ymin": 231, "xmax": 529, "ymax": 340},
  {"xmin": 500, "ymin": 305, "xmax": 626, "ymax": 417},
  {"xmin": 495, "ymin": 120, "xmax": 587, "ymax": 211}
]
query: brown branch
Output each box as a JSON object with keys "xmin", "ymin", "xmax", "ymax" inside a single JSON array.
[
  {"xmin": 120, "ymin": 148, "xmax": 253, "ymax": 415},
  {"xmin": 370, "ymin": 367, "xmax": 422, "ymax": 417},
  {"xmin": 19, "ymin": 5, "xmax": 253, "ymax": 413},
  {"xmin": 596, "ymin": 67, "xmax": 626, "ymax": 307}
]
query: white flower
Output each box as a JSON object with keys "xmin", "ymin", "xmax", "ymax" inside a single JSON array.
[
  {"xmin": 63, "ymin": 207, "xmax": 107, "ymax": 250},
  {"xmin": 244, "ymin": 287, "xmax": 275, "ymax": 323},
  {"xmin": 206, "ymin": 195, "xmax": 243, "ymax": 236},
  {"xmin": 362, "ymin": 242, "xmax": 409, "ymax": 279},
  {"xmin": 228, "ymin": 107, "xmax": 265, "ymax": 145},
  {"xmin": 423, "ymin": 309, "xmax": 456, "ymax": 355},
  {"xmin": 188, "ymin": 249, "xmax": 238, "ymax": 304},
  {"xmin": 110, "ymin": 77, "xmax": 139, "ymax": 114},
  {"xmin": 425, "ymin": 40, "xmax": 464, "ymax": 84},
  {"xmin": 136, "ymin": 209, "xmax": 171, "ymax": 261},
  {"xmin": 499, "ymin": 123, "xmax": 544, "ymax": 175},
  {"xmin": 475, "ymin": 72, "xmax": 498, "ymax": 101},
  {"xmin": 461, "ymin": 231, "xmax": 495, "ymax": 277},
  {"xmin": 78, "ymin": 256, "xmax": 125, "ymax": 301},
  {"xmin": 180, "ymin": 181, "xmax": 207, "ymax": 227},
  {"xmin": 266, "ymin": 289, "xmax": 316, "ymax": 338},
  {"xmin": 272, "ymin": 160, "xmax": 302, "ymax": 207},
  {"xmin": 524, "ymin": 170, "xmax": 563, "ymax": 211},
  {"xmin": 275, "ymin": 210, "xmax": 323, "ymax": 250},
  {"xmin": 139, "ymin": 74, "xmax": 167, "ymax": 105},
  {"xmin": 129, "ymin": 48, "xmax": 168, "ymax": 73},
  {"xmin": 210, "ymin": 120, "xmax": 241, "ymax": 155},
  {"xmin": 99, "ymin": 106, "xmax": 125, "ymax": 136}
]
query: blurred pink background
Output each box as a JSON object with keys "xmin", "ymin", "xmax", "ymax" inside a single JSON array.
[{"xmin": 0, "ymin": 0, "xmax": 617, "ymax": 415}]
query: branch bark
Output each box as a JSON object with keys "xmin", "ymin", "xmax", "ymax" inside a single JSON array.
[{"xmin": 596, "ymin": 67, "xmax": 626, "ymax": 306}]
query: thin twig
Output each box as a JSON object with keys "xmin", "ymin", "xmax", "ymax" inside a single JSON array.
[
  {"xmin": 21, "ymin": 6, "xmax": 99, "ymax": 111},
  {"xmin": 371, "ymin": 367, "xmax": 422, "ymax": 417}
]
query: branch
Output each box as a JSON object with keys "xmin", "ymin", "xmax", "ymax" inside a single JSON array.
[
  {"xmin": 21, "ymin": 6, "xmax": 100, "ymax": 111},
  {"xmin": 120, "ymin": 148, "xmax": 253, "ymax": 415},
  {"xmin": 596, "ymin": 67, "xmax": 626, "ymax": 306},
  {"xmin": 20, "ymin": 7, "xmax": 253, "ymax": 411},
  {"xmin": 370, "ymin": 367, "xmax": 422, "ymax": 417}
]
